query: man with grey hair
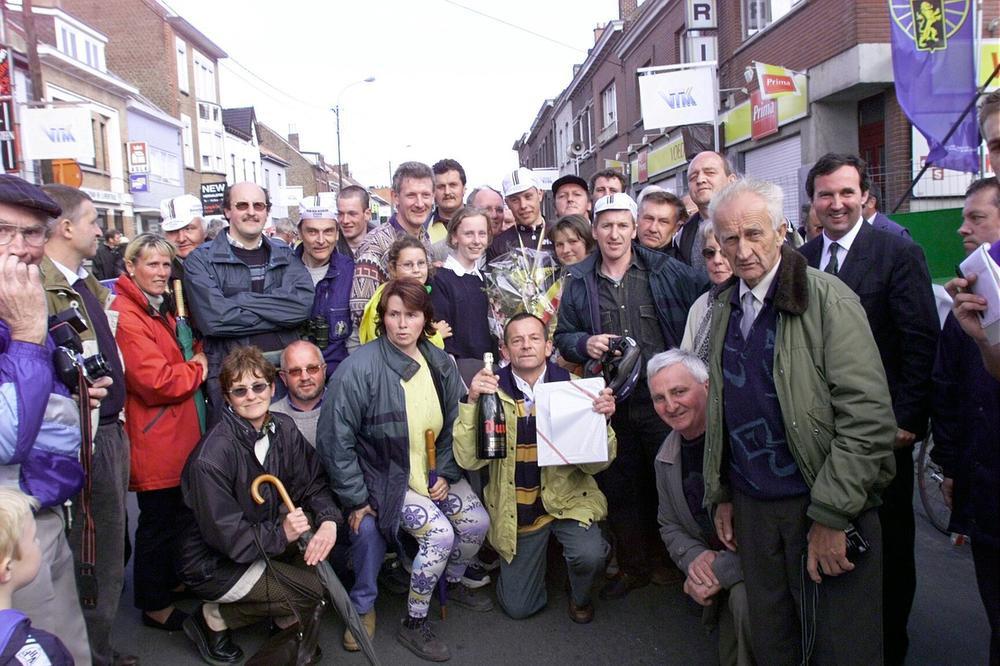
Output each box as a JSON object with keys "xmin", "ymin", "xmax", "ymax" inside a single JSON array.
[
  {"xmin": 649, "ymin": 348, "xmax": 752, "ymax": 666},
  {"xmin": 637, "ymin": 189, "xmax": 689, "ymax": 262},
  {"xmin": 161, "ymin": 193, "xmax": 206, "ymax": 281},
  {"xmin": 348, "ymin": 161, "xmax": 433, "ymax": 348},
  {"xmin": 467, "ymin": 185, "xmax": 505, "ymax": 237},
  {"xmin": 272, "ymin": 218, "xmax": 299, "ymax": 246},
  {"xmin": 704, "ymin": 177, "xmax": 896, "ymax": 665}
]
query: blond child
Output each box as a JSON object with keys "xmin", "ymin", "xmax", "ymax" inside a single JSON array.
[{"xmin": 0, "ymin": 487, "xmax": 72, "ymax": 664}]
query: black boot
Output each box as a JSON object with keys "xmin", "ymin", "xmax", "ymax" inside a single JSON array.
[{"xmin": 182, "ymin": 605, "xmax": 243, "ymax": 665}]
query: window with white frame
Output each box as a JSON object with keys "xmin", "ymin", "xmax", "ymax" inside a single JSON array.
[
  {"xmin": 176, "ymin": 38, "xmax": 189, "ymax": 93},
  {"xmin": 200, "ymin": 129, "xmax": 224, "ymax": 172},
  {"xmin": 574, "ymin": 107, "xmax": 593, "ymax": 150},
  {"xmin": 601, "ymin": 83, "xmax": 617, "ymax": 129},
  {"xmin": 742, "ymin": 0, "xmax": 803, "ymax": 40},
  {"xmin": 193, "ymin": 51, "xmax": 217, "ymax": 103},
  {"xmin": 197, "ymin": 101, "xmax": 221, "ymax": 127},
  {"xmin": 149, "ymin": 147, "xmax": 181, "ymax": 186},
  {"xmin": 181, "ymin": 113, "xmax": 194, "ymax": 168},
  {"xmin": 55, "ymin": 18, "xmax": 106, "ymax": 71}
]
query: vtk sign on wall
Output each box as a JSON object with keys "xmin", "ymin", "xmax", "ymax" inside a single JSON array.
[
  {"xmin": 638, "ymin": 63, "xmax": 717, "ymax": 130},
  {"xmin": 686, "ymin": 0, "xmax": 717, "ymax": 30},
  {"xmin": 19, "ymin": 107, "xmax": 94, "ymax": 161}
]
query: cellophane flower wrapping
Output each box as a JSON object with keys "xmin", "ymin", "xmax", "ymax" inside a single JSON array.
[{"xmin": 483, "ymin": 248, "xmax": 562, "ymax": 339}]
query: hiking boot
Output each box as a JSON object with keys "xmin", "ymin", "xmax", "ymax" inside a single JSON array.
[
  {"xmin": 342, "ymin": 610, "xmax": 376, "ymax": 652},
  {"xmin": 396, "ymin": 617, "xmax": 450, "ymax": 662},
  {"xmin": 445, "ymin": 581, "xmax": 494, "ymax": 611}
]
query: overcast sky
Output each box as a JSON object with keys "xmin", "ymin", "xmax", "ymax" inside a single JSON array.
[{"xmin": 163, "ymin": 0, "xmax": 620, "ymax": 189}]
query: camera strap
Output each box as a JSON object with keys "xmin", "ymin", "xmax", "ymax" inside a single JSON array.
[{"xmin": 75, "ymin": 368, "xmax": 99, "ymax": 610}]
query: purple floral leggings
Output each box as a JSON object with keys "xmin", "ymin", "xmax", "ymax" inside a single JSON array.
[{"xmin": 399, "ymin": 478, "xmax": 489, "ymax": 618}]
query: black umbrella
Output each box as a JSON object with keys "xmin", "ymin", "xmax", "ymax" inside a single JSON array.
[{"xmin": 251, "ymin": 474, "xmax": 381, "ymax": 666}]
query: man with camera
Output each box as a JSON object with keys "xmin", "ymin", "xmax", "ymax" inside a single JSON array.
[
  {"xmin": 39, "ymin": 184, "xmax": 135, "ymax": 666},
  {"xmin": 182, "ymin": 182, "xmax": 314, "ymax": 421},
  {"xmin": 555, "ymin": 193, "xmax": 707, "ymax": 599},
  {"xmin": 295, "ymin": 197, "xmax": 353, "ymax": 377},
  {"xmin": 0, "ymin": 176, "xmax": 114, "ymax": 665}
]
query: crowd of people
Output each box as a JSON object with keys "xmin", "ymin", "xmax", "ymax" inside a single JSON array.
[{"xmin": 0, "ymin": 91, "xmax": 998, "ymax": 666}]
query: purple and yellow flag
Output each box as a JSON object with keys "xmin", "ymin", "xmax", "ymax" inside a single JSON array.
[{"xmin": 889, "ymin": 0, "xmax": 979, "ymax": 172}]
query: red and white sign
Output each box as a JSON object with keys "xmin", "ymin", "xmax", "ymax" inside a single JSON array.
[
  {"xmin": 127, "ymin": 141, "xmax": 149, "ymax": 173},
  {"xmin": 754, "ymin": 62, "xmax": 801, "ymax": 100},
  {"xmin": 638, "ymin": 149, "xmax": 649, "ymax": 183},
  {"xmin": 751, "ymin": 89, "xmax": 778, "ymax": 141}
]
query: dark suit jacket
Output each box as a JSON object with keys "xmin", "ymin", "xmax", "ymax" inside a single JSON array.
[
  {"xmin": 800, "ymin": 221, "xmax": 938, "ymax": 438},
  {"xmin": 870, "ymin": 211, "xmax": 911, "ymax": 239}
]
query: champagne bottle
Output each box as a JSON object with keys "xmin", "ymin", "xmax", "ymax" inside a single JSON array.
[{"xmin": 476, "ymin": 353, "xmax": 506, "ymax": 459}]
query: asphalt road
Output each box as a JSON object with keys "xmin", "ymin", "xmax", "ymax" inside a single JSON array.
[{"xmin": 109, "ymin": 489, "xmax": 990, "ymax": 665}]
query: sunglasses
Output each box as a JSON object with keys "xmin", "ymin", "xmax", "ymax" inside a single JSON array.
[
  {"xmin": 227, "ymin": 382, "xmax": 270, "ymax": 398},
  {"xmin": 281, "ymin": 364, "xmax": 323, "ymax": 378},
  {"xmin": 702, "ymin": 247, "xmax": 721, "ymax": 259},
  {"xmin": 233, "ymin": 201, "xmax": 268, "ymax": 212}
]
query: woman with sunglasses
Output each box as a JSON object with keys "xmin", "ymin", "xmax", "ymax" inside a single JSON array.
[
  {"xmin": 318, "ymin": 279, "xmax": 491, "ymax": 662},
  {"xmin": 680, "ymin": 222, "xmax": 734, "ymax": 362},
  {"xmin": 110, "ymin": 233, "xmax": 207, "ymax": 632},
  {"xmin": 178, "ymin": 346, "xmax": 340, "ymax": 665}
]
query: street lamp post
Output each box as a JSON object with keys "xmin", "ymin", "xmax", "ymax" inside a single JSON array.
[{"xmin": 333, "ymin": 76, "xmax": 375, "ymax": 192}]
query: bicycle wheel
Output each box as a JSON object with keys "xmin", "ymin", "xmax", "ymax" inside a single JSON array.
[{"xmin": 916, "ymin": 435, "xmax": 951, "ymax": 535}]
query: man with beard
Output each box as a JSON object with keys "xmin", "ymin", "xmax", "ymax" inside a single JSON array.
[{"xmin": 270, "ymin": 341, "xmax": 327, "ymax": 447}]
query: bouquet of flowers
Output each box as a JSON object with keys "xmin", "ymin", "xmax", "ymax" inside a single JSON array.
[{"xmin": 483, "ymin": 247, "xmax": 562, "ymax": 339}]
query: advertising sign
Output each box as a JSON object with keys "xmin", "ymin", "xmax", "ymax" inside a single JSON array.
[
  {"xmin": 751, "ymin": 89, "xmax": 779, "ymax": 140},
  {"xmin": 638, "ymin": 63, "xmax": 717, "ymax": 130},
  {"xmin": 200, "ymin": 182, "xmax": 226, "ymax": 216},
  {"xmin": 638, "ymin": 149, "xmax": 649, "ymax": 183},
  {"xmin": 686, "ymin": 0, "xmax": 717, "ymax": 29},
  {"xmin": 129, "ymin": 173, "xmax": 149, "ymax": 193},
  {"xmin": 754, "ymin": 62, "xmax": 801, "ymax": 99},
  {"xmin": 0, "ymin": 100, "xmax": 16, "ymax": 172},
  {"xmin": 19, "ymin": 107, "xmax": 94, "ymax": 161},
  {"xmin": 127, "ymin": 141, "xmax": 149, "ymax": 174}
]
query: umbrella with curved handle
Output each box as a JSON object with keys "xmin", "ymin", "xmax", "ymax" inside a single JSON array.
[
  {"xmin": 251, "ymin": 474, "xmax": 381, "ymax": 666},
  {"xmin": 173, "ymin": 279, "xmax": 206, "ymax": 433}
]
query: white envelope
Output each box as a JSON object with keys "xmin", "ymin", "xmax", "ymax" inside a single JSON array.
[{"xmin": 534, "ymin": 377, "xmax": 609, "ymax": 467}]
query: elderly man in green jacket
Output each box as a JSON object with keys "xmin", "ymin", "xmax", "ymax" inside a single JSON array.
[
  {"xmin": 454, "ymin": 313, "xmax": 617, "ymax": 624},
  {"xmin": 703, "ymin": 179, "xmax": 896, "ymax": 666}
]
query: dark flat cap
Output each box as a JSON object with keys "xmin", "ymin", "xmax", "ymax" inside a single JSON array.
[
  {"xmin": 551, "ymin": 174, "xmax": 589, "ymax": 196},
  {"xmin": 0, "ymin": 174, "xmax": 62, "ymax": 217}
]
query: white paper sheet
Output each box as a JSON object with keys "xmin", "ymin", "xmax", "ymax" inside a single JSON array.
[
  {"xmin": 534, "ymin": 377, "xmax": 609, "ymax": 467},
  {"xmin": 960, "ymin": 242, "xmax": 1000, "ymax": 327}
]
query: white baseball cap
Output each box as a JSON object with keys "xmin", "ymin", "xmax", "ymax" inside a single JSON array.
[
  {"xmin": 298, "ymin": 196, "xmax": 337, "ymax": 220},
  {"xmin": 502, "ymin": 167, "xmax": 539, "ymax": 198},
  {"xmin": 594, "ymin": 193, "xmax": 638, "ymax": 220},
  {"xmin": 160, "ymin": 194, "xmax": 204, "ymax": 231}
]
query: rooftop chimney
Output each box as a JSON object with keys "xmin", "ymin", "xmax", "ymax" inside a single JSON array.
[
  {"xmin": 594, "ymin": 24, "xmax": 605, "ymax": 43},
  {"xmin": 619, "ymin": 0, "xmax": 638, "ymax": 21}
]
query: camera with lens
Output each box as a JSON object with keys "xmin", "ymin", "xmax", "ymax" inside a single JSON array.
[
  {"xmin": 49, "ymin": 309, "xmax": 112, "ymax": 393},
  {"xmin": 299, "ymin": 316, "xmax": 330, "ymax": 350}
]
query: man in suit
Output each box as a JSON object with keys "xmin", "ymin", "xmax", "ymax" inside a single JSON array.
[
  {"xmin": 862, "ymin": 183, "xmax": 911, "ymax": 239},
  {"xmin": 799, "ymin": 153, "xmax": 939, "ymax": 666},
  {"xmin": 677, "ymin": 151, "xmax": 738, "ymax": 275}
]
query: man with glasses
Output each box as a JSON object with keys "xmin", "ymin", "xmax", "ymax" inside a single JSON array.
[
  {"xmin": 296, "ymin": 197, "xmax": 353, "ymax": 377},
  {"xmin": 0, "ymin": 175, "xmax": 106, "ymax": 666},
  {"xmin": 270, "ymin": 341, "xmax": 327, "ymax": 447},
  {"xmin": 183, "ymin": 182, "xmax": 314, "ymax": 424}
]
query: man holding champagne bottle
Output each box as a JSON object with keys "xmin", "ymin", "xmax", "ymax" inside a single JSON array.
[{"xmin": 454, "ymin": 313, "xmax": 617, "ymax": 624}]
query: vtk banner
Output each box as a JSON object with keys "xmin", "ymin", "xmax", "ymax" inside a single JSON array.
[
  {"xmin": 638, "ymin": 64, "xmax": 716, "ymax": 130},
  {"xmin": 19, "ymin": 107, "xmax": 95, "ymax": 161}
]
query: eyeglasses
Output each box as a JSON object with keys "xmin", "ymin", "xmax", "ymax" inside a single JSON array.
[
  {"xmin": 281, "ymin": 364, "xmax": 323, "ymax": 378},
  {"xmin": 702, "ymin": 247, "xmax": 720, "ymax": 259},
  {"xmin": 396, "ymin": 260, "xmax": 427, "ymax": 271},
  {"xmin": 0, "ymin": 222, "xmax": 47, "ymax": 247},
  {"xmin": 227, "ymin": 382, "xmax": 270, "ymax": 398},
  {"xmin": 233, "ymin": 201, "xmax": 268, "ymax": 212}
]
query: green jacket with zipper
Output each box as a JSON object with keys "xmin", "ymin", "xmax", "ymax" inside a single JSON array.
[{"xmin": 703, "ymin": 246, "xmax": 896, "ymax": 530}]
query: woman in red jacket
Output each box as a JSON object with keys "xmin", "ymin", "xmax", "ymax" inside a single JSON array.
[{"xmin": 111, "ymin": 233, "xmax": 207, "ymax": 631}]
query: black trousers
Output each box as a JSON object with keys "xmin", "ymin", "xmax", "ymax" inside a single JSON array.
[
  {"xmin": 134, "ymin": 486, "xmax": 189, "ymax": 611},
  {"xmin": 597, "ymin": 394, "xmax": 669, "ymax": 578},
  {"xmin": 972, "ymin": 540, "xmax": 1000, "ymax": 666},
  {"xmin": 733, "ymin": 491, "xmax": 883, "ymax": 666},
  {"xmin": 878, "ymin": 447, "xmax": 917, "ymax": 666}
]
